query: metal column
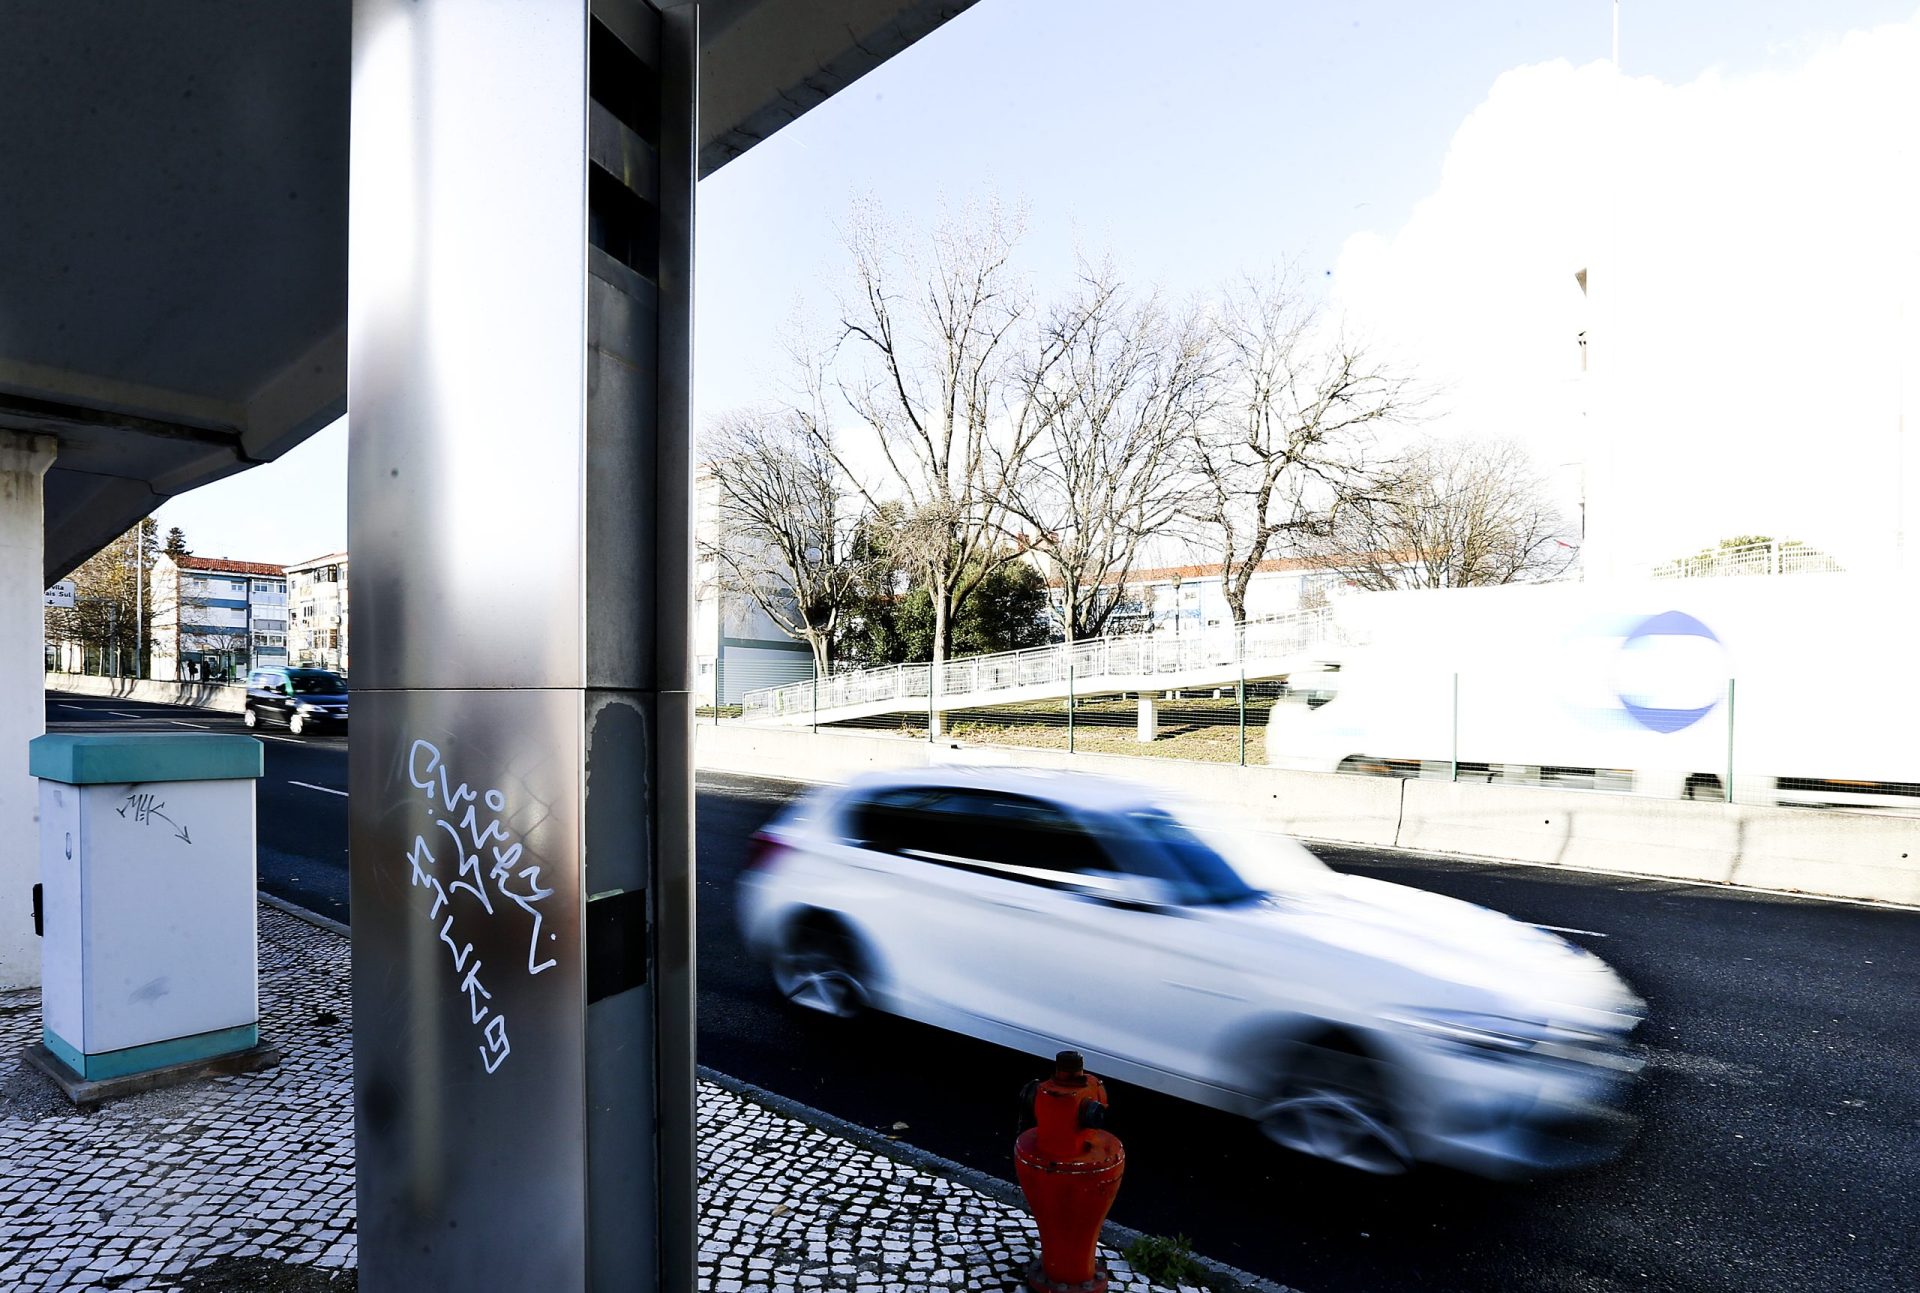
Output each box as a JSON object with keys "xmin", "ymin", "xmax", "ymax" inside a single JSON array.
[{"xmin": 347, "ymin": 2, "xmax": 695, "ymax": 1288}]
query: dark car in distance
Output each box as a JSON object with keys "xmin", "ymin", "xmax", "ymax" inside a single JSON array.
[{"xmin": 244, "ymin": 667, "xmax": 348, "ymax": 736}]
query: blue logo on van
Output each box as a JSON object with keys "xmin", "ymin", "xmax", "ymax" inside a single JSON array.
[{"xmin": 1616, "ymin": 611, "xmax": 1724, "ymax": 733}]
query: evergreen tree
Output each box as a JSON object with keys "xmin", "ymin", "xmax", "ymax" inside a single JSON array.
[{"xmin": 841, "ymin": 561, "xmax": 1051, "ymax": 666}]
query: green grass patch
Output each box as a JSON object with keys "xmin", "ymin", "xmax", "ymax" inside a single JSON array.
[{"xmin": 1123, "ymin": 1232, "xmax": 1215, "ymax": 1289}]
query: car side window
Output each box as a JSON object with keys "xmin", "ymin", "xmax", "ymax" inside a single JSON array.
[
  {"xmin": 845, "ymin": 788, "xmax": 945, "ymax": 855},
  {"xmin": 933, "ymin": 791, "xmax": 1107, "ymax": 876},
  {"xmin": 845, "ymin": 787, "xmax": 1111, "ymax": 885}
]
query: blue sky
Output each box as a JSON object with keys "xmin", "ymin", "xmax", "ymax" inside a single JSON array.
[{"xmin": 155, "ymin": 0, "xmax": 1918, "ymax": 566}]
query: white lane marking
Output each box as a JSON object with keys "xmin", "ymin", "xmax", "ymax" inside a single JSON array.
[
  {"xmin": 107, "ymin": 710, "xmax": 143, "ymax": 719},
  {"xmin": 1537, "ymin": 923, "xmax": 1609, "ymax": 938},
  {"xmin": 289, "ymin": 780, "xmax": 348, "ymax": 798},
  {"xmin": 168, "ymin": 719, "xmax": 211, "ymax": 729},
  {"xmin": 257, "ymin": 734, "xmax": 305, "ymax": 744},
  {"xmin": 58, "ymin": 704, "xmax": 89, "ymax": 711}
]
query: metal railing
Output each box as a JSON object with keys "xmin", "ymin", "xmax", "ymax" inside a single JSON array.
[
  {"xmin": 1649, "ymin": 540, "xmax": 1842, "ymax": 580},
  {"xmin": 741, "ymin": 608, "xmax": 1345, "ymax": 723}
]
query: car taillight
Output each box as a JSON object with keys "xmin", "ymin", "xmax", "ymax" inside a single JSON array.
[{"xmin": 742, "ymin": 831, "xmax": 789, "ymax": 875}]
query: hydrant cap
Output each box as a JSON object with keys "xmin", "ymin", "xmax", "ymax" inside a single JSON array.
[{"xmin": 1054, "ymin": 1050, "xmax": 1085, "ymax": 1078}]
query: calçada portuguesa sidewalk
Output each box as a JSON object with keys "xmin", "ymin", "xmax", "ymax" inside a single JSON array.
[{"xmin": 0, "ymin": 905, "xmax": 1288, "ymax": 1292}]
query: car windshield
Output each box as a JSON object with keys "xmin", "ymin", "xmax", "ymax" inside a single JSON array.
[
  {"xmin": 289, "ymin": 671, "xmax": 345, "ymax": 694},
  {"xmin": 1127, "ymin": 805, "xmax": 1335, "ymax": 906},
  {"xmin": 1124, "ymin": 808, "xmax": 1264, "ymax": 907}
]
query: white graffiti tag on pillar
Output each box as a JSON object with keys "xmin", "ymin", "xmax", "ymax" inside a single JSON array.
[{"xmin": 406, "ymin": 739, "xmax": 561, "ymax": 1075}]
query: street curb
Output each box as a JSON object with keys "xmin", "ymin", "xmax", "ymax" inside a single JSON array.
[
  {"xmin": 697, "ymin": 1065, "xmax": 1301, "ymax": 1293},
  {"xmin": 254, "ymin": 897, "xmax": 1296, "ymax": 1289},
  {"xmin": 258, "ymin": 891, "xmax": 351, "ymax": 939}
]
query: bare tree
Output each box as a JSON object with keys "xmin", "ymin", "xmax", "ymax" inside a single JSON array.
[
  {"xmin": 45, "ymin": 519, "xmax": 155, "ymax": 675},
  {"xmin": 1186, "ymin": 275, "xmax": 1417, "ymax": 625},
  {"xmin": 1006, "ymin": 268, "xmax": 1219, "ymax": 643},
  {"xmin": 818, "ymin": 199, "xmax": 1077, "ymax": 700},
  {"xmin": 1325, "ymin": 435, "xmax": 1577, "ymax": 589},
  {"xmin": 185, "ymin": 624, "xmax": 253, "ymax": 679},
  {"xmin": 698, "ymin": 407, "xmax": 870, "ymax": 676}
]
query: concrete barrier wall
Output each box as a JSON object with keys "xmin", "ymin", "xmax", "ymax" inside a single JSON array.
[
  {"xmin": 46, "ymin": 673, "xmax": 247, "ymax": 714},
  {"xmin": 1721, "ymin": 810, "xmax": 1920, "ymax": 905},
  {"xmin": 1396, "ymin": 779, "xmax": 1738, "ymax": 885},
  {"xmin": 1395, "ymin": 779, "xmax": 1920, "ymax": 905},
  {"xmin": 693, "ymin": 722, "xmax": 937, "ymax": 782},
  {"xmin": 695, "ymin": 724, "xmax": 1920, "ymax": 906},
  {"xmin": 693, "ymin": 725, "xmax": 1402, "ymax": 850}
]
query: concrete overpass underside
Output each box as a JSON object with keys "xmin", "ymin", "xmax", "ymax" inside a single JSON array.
[{"xmin": 2, "ymin": 0, "xmax": 978, "ymax": 581}]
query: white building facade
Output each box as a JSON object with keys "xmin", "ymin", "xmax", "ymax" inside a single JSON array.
[
  {"xmin": 693, "ymin": 583, "xmax": 815, "ymax": 709},
  {"xmin": 286, "ymin": 552, "xmax": 350, "ymax": 673},
  {"xmin": 693, "ymin": 472, "xmax": 815, "ymax": 708},
  {"xmin": 149, "ymin": 555, "xmax": 288, "ymax": 681},
  {"xmin": 1066, "ymin": 556, "xmax": 1366, "ymax": 637}
]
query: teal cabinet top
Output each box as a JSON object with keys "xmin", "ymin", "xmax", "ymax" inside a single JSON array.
[{"xmin": 29, "ymin": 733, "xmax": 265, "ymax": 785}]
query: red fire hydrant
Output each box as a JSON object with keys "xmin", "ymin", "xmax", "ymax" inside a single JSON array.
[{"xmin": 1015, "ymin": 1050, "xmax": 1126, "ymax": 1293}]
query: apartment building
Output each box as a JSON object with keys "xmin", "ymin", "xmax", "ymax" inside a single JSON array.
[
  {"xmin": 286, "ymin": 552, "xmax": 350, "ymax": 672},
  {"xmin": 149, "ymin": 555, "xmax": 289, "ymax": 681}
]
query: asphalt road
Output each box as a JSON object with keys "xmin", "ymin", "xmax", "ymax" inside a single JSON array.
[
  {"xmin": 697, "ymin": 773, "xmax": 1920, "ymax": 1293},
  {"xmin": 42, "ymin": 693, "xmax": 1920, "ymax": 1292}
]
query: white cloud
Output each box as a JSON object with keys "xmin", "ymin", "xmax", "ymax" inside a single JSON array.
[{"xmin": 1331, "ymin": 13, "xmax": 1920, "ymax": 576}]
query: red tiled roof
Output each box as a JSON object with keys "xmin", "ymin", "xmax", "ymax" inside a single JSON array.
[
  {"xmin": 1041, "ymin": 554, "xmax": 1364, "ymax": 589},
  {"xmin": 174, "ymin": 556, "xmax": 286, "ymax": 577},
  {"xmin": 1123, "ymin": 556, "xmax": 1352, "ymax": 582}
]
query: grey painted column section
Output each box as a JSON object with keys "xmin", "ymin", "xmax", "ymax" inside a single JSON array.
[
  {"xmin": 2, "ymin": 431, "xmax": 57, "ymax": 990},
  {"xmin": 347, "ymin": 2, "xmax": 694, "ymax": 1289}
]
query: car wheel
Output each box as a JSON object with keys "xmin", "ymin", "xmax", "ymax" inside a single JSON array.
[
  {"xmin": 243, "ymin": 707, "xmax": 258, "ymax": 729},
  {"xmin": 1259, "ymin": 1041, "xmax": 1411, "ymax": 1175},
  {"xmin": 289, "ymin": 712, "xmax": 306, "ymax": 736},
  {"xmin": 772, "ymin": 917, "xmax": 867, "ymax": 1019}
]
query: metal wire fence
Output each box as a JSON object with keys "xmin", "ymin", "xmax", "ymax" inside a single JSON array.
[
  {"xmin": 740, "ymin": 609, "xmax": 1340, "ymax": 725},
  {"xmin": 1647, "ymin": 539, "xmax": 1843, "ymax": 580},
  {"xmin": 820, "ymin": 680, "xmax": 1289, "ymax": 764},
  {"xmin": 1257, "ymin": 668, "xmax": 1920, "ymax": 814},
  {"xmin": 716, "ymin": 660, "xmax": 1920, "ymax": 815}
]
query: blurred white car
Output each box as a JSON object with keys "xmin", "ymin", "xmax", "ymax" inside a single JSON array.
[{"xmin": 738, "ymin": 767, "xmax": 1646, "ymax": 1177}]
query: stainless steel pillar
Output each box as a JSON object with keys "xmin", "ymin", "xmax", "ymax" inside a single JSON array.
[{"xmin": 347, "ymin": 2, "xmax": 694, "ymax": 1288}]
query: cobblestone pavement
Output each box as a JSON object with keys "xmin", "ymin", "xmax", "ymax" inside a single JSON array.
[
  {"xmin": 0, "ymin": 907, "xmax": 1216, "ymax": 1292},
  {"xmin": 0, "ymin": 908, "xmax": 355, "ymax": 1291},
  {"xmin": 698, "ymin": 1081, "xmax": 1204, "ymax": 1293}
]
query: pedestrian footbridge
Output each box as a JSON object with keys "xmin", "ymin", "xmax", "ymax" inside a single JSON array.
[{"xmin": 742, "ymin": 609, "xmax": 1349, "ymax": 727}]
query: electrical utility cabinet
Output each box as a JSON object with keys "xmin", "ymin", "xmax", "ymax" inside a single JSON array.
[{"xmin": 29, "ymin": 732, "xmax": 272, "ymax": 1091}]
